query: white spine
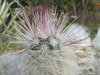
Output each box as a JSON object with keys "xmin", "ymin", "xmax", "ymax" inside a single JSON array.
[{"xmin": 93, "ymin": 27, "xmax": 100, "ymax": 75}]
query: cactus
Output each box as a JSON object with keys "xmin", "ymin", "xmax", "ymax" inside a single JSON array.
[
  {"xmin": 93, "ymin": 28, "xmax": 100, "ymax": 51},
  {"xmin": 0, "ymin": 4, "xmax": 96, "ymax": 75},
  {"xmin": 93, "ymin": 27, "xmax": 100, "ymax": 75}
]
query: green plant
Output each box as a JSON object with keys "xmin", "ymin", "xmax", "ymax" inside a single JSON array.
[{"xmin": 0, "ymin": 0, "xmax": 16, "ymax": 55}]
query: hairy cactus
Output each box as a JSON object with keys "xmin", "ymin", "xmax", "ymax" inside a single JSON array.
[
  {"xmin": 0, "ymin": 4, "xmax": 96, "ymax": 75},
  {"xmin": 0, "ymin": 52, "xmax": 20, "ymax": 75},
  {"xmin": 93, "ymin": 28, "xmax": 100, "ymax": 51},
  {"xmin": 93, "ymin": 27, "xmax": 100, "ymax": 75}
]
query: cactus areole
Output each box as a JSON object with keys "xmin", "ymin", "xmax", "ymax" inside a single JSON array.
[{"xmin": 31, "ymin": 36, "xmax": 60, "ymax": 50}]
